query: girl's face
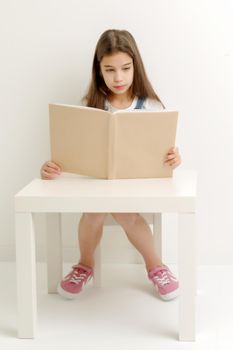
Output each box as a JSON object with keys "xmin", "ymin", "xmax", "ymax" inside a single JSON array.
[{"xmin": 100, "ymin": 52, "xmax": 134, "ymax": 97}]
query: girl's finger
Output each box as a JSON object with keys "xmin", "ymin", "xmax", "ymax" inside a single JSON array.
[
  {"xmin": 166, "ymin": 154, "xmax": 176, "ymax": 160},
  {"xmin": 43, "ymin": 167, "xmax": 55, "ymax": 174},
  {"xmin": 42, "ymin": 169, "xmax": 57, "ymax": 178},
  {"xmin": 164, "ymin": 156, "xmax": 175, "ymax": 163},
  {"xmin": 44, "ymin": 166, "xmax": 60, "ymax": 174},
  {"xmin": 166, "ymin": 158, "xmax": 178, "ymax": 166},
  {"xmin": 46, "ymin": 162, "xmax": 61, "ymax": 171}
]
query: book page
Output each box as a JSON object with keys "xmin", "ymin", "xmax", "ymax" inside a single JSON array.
[
  {"xmin": 113, "ymin": 111, "xmax": 178, "ymax": 178},
  {"xmin": 49, "ymin": 104, "xmax": 110, "ymax": 178}
]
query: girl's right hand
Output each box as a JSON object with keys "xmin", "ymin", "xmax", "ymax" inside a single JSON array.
[{"xmin": 40, "ymin": 161, "xmax": 61, "ymax": 180}]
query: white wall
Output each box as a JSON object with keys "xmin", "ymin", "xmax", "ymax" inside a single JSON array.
[{"xmin": 0, "ymin": 0, "xmax": 232, "ymax": 264}]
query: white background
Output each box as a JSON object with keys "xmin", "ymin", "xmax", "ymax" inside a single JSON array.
[{"xmin": 0, "ymin": 0, "xmax": 232, "ymax": 264}]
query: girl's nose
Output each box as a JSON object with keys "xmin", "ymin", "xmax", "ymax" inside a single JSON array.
[{"xmin": 114, "ymin": 71, "xmax": 123, "ymax": 82}]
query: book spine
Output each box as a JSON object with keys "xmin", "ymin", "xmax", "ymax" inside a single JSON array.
[{"xmin": 107, "ymin": 115, "xmax": 116, "ymax": 179}]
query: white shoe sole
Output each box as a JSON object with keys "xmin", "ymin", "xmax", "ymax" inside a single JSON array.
[{"xmin": 155, "ymin": 285, "xmax": 179, "ymax": 301}]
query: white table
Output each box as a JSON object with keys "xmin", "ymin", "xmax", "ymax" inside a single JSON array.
[{"xmin": 15, "ymin": 169, "xmax": 197, "ymax": 340}]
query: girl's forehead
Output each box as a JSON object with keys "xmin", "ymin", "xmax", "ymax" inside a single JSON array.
[{"xmin": 101, "ymin": 52, "xmax": 133, "ymax": 66}]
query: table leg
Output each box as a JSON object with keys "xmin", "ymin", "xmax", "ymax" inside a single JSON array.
[
  {"xmin": 178, "ymin": 212, "xmax": 196, "ymax": 341},
  {"xmin": 93, "ymin": 243, "xmax": 101, "ymax": 287},
  {"xmin": 46, "ymin": 213, "xmax": 63, "ymax": 293},
  {"xmin": 153, "ymin": 213, "xmax": 162, "ymax": 260},
  {"xmin": 15, "ymin": 213, "xmax": 37, "ymax": 338}
]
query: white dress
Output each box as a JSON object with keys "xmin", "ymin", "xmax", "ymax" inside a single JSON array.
[{"xmin": 104, "ymin": 97, "xmax": 164, "ymax": 112}]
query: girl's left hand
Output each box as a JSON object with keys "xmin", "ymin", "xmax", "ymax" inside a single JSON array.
[{"xmin": 164, "ymin": 147, "xmax": 181, "ymax": 169}]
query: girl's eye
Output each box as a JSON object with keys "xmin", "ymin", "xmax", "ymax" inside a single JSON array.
[{"xmin": 105, "ymin": 67, "xmax": 130, "ymax": 72}]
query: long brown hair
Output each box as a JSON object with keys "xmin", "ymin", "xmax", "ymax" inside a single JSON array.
[{"xmin": 83, "ymin": 29, "xmax": 165, "ymax": 109}]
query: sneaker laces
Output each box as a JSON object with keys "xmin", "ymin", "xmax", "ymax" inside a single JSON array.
[
  {"xmin": 152, "ymin": 269, "xmax": 172, "ymax": 286},
  {"xmin": 65, "ymin": 267, "xmax": 89, "ymax": 285}
]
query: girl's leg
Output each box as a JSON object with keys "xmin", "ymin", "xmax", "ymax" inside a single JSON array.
[
  {"xmin": 111, "ymin": 213, "xmax": 163, "ymax": 271},
  {"xmin": 78, "ymin": 213, "xmax": 107, "ymax": 268},
  {"xmin": 109, "ymin": 213, "xmax": 179, "ymax": 301}
]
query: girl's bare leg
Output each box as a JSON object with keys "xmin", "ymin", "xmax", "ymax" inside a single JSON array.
[
  {"xmin": 78, "ymin": 213, "xmax": 107, "ymax": 268},
  {"xmin": 111, "ymin": 213, "xmax": 163, "ymax": 271}
]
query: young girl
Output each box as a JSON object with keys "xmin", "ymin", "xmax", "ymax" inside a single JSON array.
[{"xmin": 41, "ymin": 29, "xmax": 181, "ymax": 301}]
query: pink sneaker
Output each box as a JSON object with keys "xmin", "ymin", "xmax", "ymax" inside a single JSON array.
[
  {"xmin": 148, "ymin": 265, "xmax": 179, "ymax": 301},
  {"xmin": 57, "ymin": 263, "xmax": 93, "ymax": 299}
]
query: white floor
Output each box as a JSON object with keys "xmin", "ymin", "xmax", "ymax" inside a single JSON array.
[{"xmin": 0, "ymin": 263, "xmax": 232, "ymax": 350}]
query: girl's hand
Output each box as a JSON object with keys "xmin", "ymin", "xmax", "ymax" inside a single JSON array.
[
  {"xmin": 164, "ymin": 147, "xmax": 181, "ymax": 169},
  {"xmin": 40, "ymin": 161, "xmax": 61, "ymax": 180}
]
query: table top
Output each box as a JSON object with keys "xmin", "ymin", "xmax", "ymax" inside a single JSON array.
[{"xmin": 15, "ymin": 169, "xmax": 197, "ymax": 213}]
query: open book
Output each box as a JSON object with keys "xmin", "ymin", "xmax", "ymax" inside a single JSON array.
[{"xmin": 49, "ymin": 104, "xmax": 178, "ymax": 179}]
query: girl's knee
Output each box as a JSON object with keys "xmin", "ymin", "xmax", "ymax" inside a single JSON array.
[
  {"xmin": 82, "ymin": 213, "xmax": 107, "ymax": 226},
  {"xmin": 111, "ymin": 213, "xmax": 140, "ymax": 227}
]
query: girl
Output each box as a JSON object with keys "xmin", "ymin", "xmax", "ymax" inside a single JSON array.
[{"xmin": 41, "ymin": 29, "xmax": 181, "ymax": 301}]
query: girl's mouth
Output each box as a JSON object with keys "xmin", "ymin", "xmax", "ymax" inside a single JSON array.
[{"xmin": 113, "ymin": 85, "xmax": 126, "ymax": 90}]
